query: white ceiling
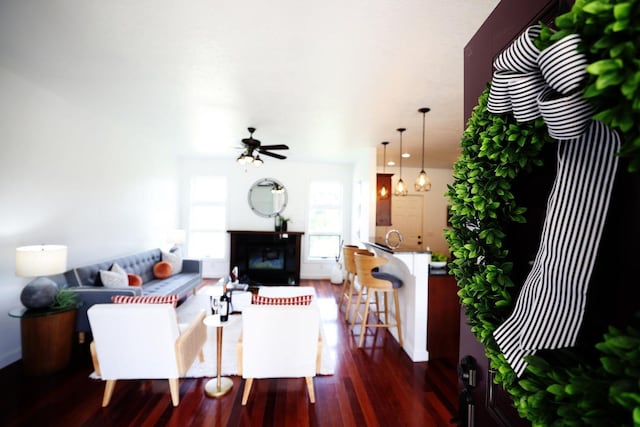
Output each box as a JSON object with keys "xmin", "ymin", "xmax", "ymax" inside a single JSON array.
[{"xmin": 0, "ymin": 0, "xmax": 499, "ymax": 169}]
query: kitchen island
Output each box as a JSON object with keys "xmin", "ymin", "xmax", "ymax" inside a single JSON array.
[{"xmin": 363, "ymin": 242, "xmax": 431, "ymax": 362}]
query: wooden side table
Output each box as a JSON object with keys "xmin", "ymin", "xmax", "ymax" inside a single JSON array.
[{"xmin": 9, "ymin": 307, "xmax": 77, "ymax": 376}]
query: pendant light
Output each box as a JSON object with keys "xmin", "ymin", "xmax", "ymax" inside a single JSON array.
[
  {"xmin": 394, "ymin": 128, "xmax": 408, "ymax": 196},
  {"xmin": 379, "ymin": 141, "xmax": 390, "ymax": 199},
  {"xmin": 415, "ymin": 107, "xmax": 432, "ymax": 191}
]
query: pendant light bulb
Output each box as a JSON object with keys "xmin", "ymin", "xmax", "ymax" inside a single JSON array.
[
  {"xmin": 415, "ymin": 107, "xmax": 431, "ymax": 191},
  {"xmin": 395, "ymin": 128, "xmax": 408, "ymax": 196},
  {"xmin": 378, "ymin": 141, "xmax": 391, "ymax": 200}
]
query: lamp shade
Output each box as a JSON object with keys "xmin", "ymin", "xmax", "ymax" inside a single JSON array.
[{"xmin": 16, "ymin": 245, "xmax": 68, "ymax": 277}]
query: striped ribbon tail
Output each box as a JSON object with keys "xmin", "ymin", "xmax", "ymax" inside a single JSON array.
[{"xmin": 493, "ymin": 121, "xmax": 620, "ymax": 376}]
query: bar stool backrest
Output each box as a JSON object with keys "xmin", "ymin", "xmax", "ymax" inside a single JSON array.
[{"xmin": 354, "ymin": 253, "xmax": 392, "ymax": 290}]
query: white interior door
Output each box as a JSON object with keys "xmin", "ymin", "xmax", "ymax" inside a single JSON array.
[{"xmin": 375, "ymin": 195, "xmax": 424, "ymax": 251}]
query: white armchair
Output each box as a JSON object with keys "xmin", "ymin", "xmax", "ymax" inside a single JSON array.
[
  {"xmin": 238, "ymin": 295, "xmax": 321, "ymax": 405},
  {"xmin": 87, "ymin": 303, "xmax": 207, "ymax": 407}
]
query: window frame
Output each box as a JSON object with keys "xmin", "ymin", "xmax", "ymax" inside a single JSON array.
[
  {"xmin": 186, "ymin": 175, "xmax": 227, "ymax": 259},
  {"xmin": 306, "ymin": 180, "xmax": 343, "ymax": 262}
]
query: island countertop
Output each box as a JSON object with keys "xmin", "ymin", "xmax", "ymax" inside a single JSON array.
[{"xmin": 368, "ymin": 241, "xmax": 432, "ymax": 255}]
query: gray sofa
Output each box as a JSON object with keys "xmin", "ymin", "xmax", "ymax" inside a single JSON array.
[{"xmin": 64, "ymin": 248, "xmax": 202, "ymax": 334}]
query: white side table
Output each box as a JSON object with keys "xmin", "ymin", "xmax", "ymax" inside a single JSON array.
[{"xmin": 203, "ymin": 314, "xmax": 239, "ymax": 398}]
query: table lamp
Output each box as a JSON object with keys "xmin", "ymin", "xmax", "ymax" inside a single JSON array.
[
  {"xmin": 16, "ymin": 244, "xmax": 68, "ymax": 309},
  {"xmin": 166, "ymin": 229, "xmax": 186, "ymax": 252}
]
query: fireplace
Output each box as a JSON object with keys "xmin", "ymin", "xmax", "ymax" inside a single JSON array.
[{"xmin": 228, "ymin": 230, "xmax": 303, "ymax": 285}]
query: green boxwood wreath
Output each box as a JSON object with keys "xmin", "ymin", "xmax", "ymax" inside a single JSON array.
[{"xmin": 444, "ymin": 1, "xmax": 640, "ymax": 426}]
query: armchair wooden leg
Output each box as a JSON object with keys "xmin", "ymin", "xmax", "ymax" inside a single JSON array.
[
  {"xmin": 90, "ymin": 342, "xmax": 102, "ymax": 378},
  {"xmin": 241, "ymin": 378, "xmax": 254, "ymax": 406},
  {"xmin": 237, "ymin": 335, "xmax": 243, "ymax": 376},
  {"xmin": 316, "ymin": 333, "xmax": 323, "ymax": 373},
  {"xmin": 102, "ymin": 380, "xmax": 117, "ymax": 407},
  {"xmin": 168, "ymin": 378, "xmax": 180, "ymax": 406},
  {"xmin": 305, "ymin": 377, "xmax": 316, "ymax": 403}
]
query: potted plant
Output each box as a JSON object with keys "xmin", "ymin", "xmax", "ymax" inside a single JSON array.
[
  {"xmin": 50, "ymin": 288, "xmax": 80, "ymax": 312},
  {"xmin": 276, "ymin": 214, "xmax": 291, "ymax": 232}
]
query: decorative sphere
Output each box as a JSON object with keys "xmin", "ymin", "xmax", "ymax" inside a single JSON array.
[{"xmin": 20, "ymin": 277, "xmax": 58, "ymax": 309}]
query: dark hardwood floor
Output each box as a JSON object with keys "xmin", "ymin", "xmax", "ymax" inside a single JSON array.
[{"xmin": 0, "ymin": 279, "xmax": 458, "ymax": 427}]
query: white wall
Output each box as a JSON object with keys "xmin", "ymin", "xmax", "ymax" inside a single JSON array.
[
  {"xmin": 178, "ymin": 157, "xmax": 358, "ymax": 279},
  {"xmin": 0, "ymin": 68, "xmax": 180, "ymax": 368}
]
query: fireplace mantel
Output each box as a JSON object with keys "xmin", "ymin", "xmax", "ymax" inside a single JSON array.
[{"xmin": 228, "ymin": 230, "xmax": 304, "ymax": 286}]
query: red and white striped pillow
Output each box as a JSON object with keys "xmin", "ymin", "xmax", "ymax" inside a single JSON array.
[
  {"xmin": 111, "ymin": 294, "xmax": 179, "ymax": 307},
  {"xmin": 252, "ymin": 294, "xmax": 313, "ymax": 306}
]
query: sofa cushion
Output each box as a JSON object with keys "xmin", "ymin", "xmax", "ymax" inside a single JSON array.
[
  {"xmin": 100, "ymin": 263, "xmax": 128, "ymax": 288},
  {"xmin": 252, "ymin": 294, "xmax": 313, "ymax": 306},
  {"xmin": 153, "ymin": 261, "xmax": 173, "ymax": 279},
  {"xmin": 111, "ymin": 294, "xmax": 178, "ymax": 307},
  {"xmin": 162, "ymin": 250, "xmax": 183, "ymax": 275},
  {"xmin": 127, "ymin": 273, "xmax": 143, "ymax": 287}
]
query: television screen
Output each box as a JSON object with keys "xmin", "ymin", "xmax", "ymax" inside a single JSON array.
[{"xmin": 248, "ymin": 247, "xmax": 285, "ymax": 270}]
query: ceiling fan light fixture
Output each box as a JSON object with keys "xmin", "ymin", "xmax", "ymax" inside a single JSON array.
[
  {"xmin": 415, "ymin": 107, "xmax": 432, "ymax": 192},
  {"xmin": 236, "ymin": 127, "xmax": 289, "ymax": 167},
  {"xmin": 394, "ymin": 128, "xmax": 408, "ymax": 196}
]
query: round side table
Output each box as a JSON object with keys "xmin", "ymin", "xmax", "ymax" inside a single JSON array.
[
  {"xmin": 9, "ymin": 307, "xmax": 77, "ymax": 376},
  {"xmin": 203, "ymin": 314, "xmax": 240, "ymax": 398}
]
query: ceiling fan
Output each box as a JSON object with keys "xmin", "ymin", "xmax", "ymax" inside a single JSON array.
[{"xmin": 237, "ymin": 127, "xmax": 289, "ymax": 166}]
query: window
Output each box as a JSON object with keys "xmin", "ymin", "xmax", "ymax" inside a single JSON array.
[
  {"xmin": 187, "ymin": 176, "xmax": 227, "ymax": 258},
  {"xmin": 308, "ymin": 181, "xmax": 343, "ymax": 260}
]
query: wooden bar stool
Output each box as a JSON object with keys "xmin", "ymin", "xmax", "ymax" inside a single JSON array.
[
  {"xmin": 349, "ymin": 251, "xmax": 381, "ymax": 330},
  {"xmin": 353, "ymin": 252, "xmax": 403, "ymax": 348},
  {"xmin": 338, "ymin": 246, "xmax": 371, "ymax": 323}
]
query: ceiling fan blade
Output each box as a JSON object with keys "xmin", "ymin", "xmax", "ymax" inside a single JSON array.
[
  {"xmin": 259, "ymin": 149, "xmax": 287, "ymax": 160},
  {"xmin": 259, "ymin": 144, "xmax": 289, "ymax": 150}
]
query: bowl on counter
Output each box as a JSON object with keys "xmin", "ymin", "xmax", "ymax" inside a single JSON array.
[{"xmin": 430, "ymin": 261, "xmax": 447, "ymax": 269}]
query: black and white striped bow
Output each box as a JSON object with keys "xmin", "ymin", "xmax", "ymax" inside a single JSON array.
[{"xmin": 486, "ymin": 26, "xmax": 621, "ymax": 377}]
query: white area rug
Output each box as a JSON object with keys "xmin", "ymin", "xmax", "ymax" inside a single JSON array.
[{"xmin": 177, "ymin": 293, "xmax": 336, "ymax": 377}]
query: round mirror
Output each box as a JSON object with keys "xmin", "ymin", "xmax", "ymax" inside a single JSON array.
[{"xmin": 248, "ymin": 178, "xmax": 288, "ymax": 218}]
